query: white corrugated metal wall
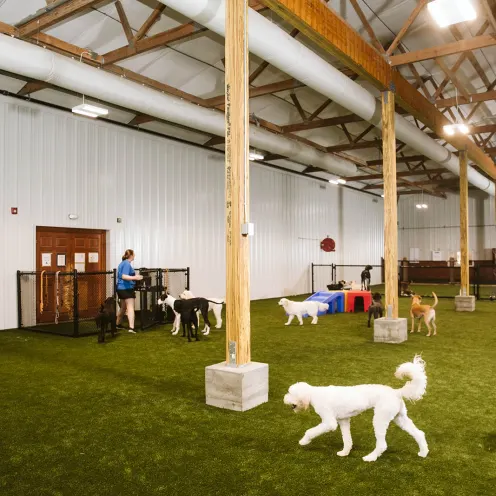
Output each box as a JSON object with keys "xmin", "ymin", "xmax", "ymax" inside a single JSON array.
[
  {"xmin": 398, "ymin": 193, "xmax": 496, "ymax": 261},
  {"xmin": 0, "ymin": 95, "xmax": 384, "ymax": 330}
]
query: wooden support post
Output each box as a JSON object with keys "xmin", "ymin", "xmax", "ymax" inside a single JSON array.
[
  {"xmin": 225, "ymin": 0, "xmax": 250, "ymax": 366},
  {"xmin": 459, "ymin": 150, "xmax": 469, "ymax": 296},
  {"xmin": 382, "ymin": 90, "xmax": 398, "ymax": 318}
]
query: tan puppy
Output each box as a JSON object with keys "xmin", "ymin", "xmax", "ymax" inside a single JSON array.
[{"xmin": 410, "ymin": 292, "xmax": 438, "ymax": 336}]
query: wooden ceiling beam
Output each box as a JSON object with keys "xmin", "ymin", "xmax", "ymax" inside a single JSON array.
[
  {"xmin": 433, "ymin": 21, "xmax": 489, "ymax": 99},
  {"xmin": 262, "ymin": 0, "xmax": 496, "ymax": 180},
  {"xmin": 435, "ymin": 58, "xmax": 471, "ymax": 100},
  {"xmin": 205, "ymin": 79, "xmax": 305, "ymax": 108},
  {"xmin": 26, "ymin": 32, "xmax": 103, "ymax": 64},
  {"xmin": 290, "ymin": 93, "xmax": 308, "ymax": 122},
  {"xmin": 0, "ymin": 20, "xmax": 18, "ymax": 36},
  {"xmin": 103, "ymin": 23, "xmax": 206, "ymax": 65},
  {"xmin": 465, "ymin": 78, "xmax": 496, "ymax": 122},
  {"xmin": 128, "ymin": 114, "xmax": 155, "ymax": 126},
  {"xmin": 349, "ymin": 0, "xmax": 385, "ymax": 54},
  {"xmin": 386, "ymin": 0, "xmax": 428, "ymax": 56},
  {"xmin": 367, "ymin": 154, "xmax": 425, "ymax": 166},
  {"xmin": 282, "ymin": 114, "xmax": 363, "ymax": 133},
  {"xmin": 481, "ymin": 0, "xmax": 496, "ymax": 33},
  {"xmin": 326, "ymin": 140, "xmax": 381, "ymax": 153},
  {"xmin": 308, "ymin": 98, "xmax": 332, "ymax": 121},
  {"xmin": 249, "ymin": 28, "xmax": 299, "ymax": 83},
  {"xmin": 344, "ymin": 168, "xmax": 449, "ymax": 182},
  {"xmin": 114, "ymin": 1, "xmax": 134, "ymax": 44},
  {"xmin": 435, "ymin": 89, "xmax": 496, "ymax": 108},
  {"xmin": 133, "ymin": 4, "xmax": 166, "ymax": 42},
  {"xmin": 17, "ymin": 81, "xmax": 49, "ymax": 96},
  {"xmin": 18, "ymin": 0, "xmax": 106, "ymax": 38},
  {"xmin": 449, "ymin": 25, "xmax": 491, "ymax": 88},
  {"xmin": 390, "ymin": 34, "xmax": 496, "ymax": 66}
]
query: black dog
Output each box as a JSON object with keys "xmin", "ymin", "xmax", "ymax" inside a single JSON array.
[
  {"xmin": 361, "ymin": 265, "xmax": 373, "ymax": 291},
  {"xmin": 367, "ymin": 292, "xmax": 383, "ymax": 328},
  {"xmin": 96, "ymin": 297, "xmax": 117, "ymax": 343},
  {"xmin": 158, "ymin": 292, "xmax": 211, "ymax": 342}
]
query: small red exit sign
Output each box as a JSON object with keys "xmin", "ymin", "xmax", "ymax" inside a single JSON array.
[{"xmin": 11, "ymin": 207, "xmax": 18, "ymax": 215}]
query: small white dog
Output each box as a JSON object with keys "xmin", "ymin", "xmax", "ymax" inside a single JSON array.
[
  {"xmin": 283, "ymin": 356, "xmax": 428, "ymax": 462},
  {"xmin": 278, "ymin": 298, "xmax": 329, "ymax": 325},
  {"xmin": 179, "ymin": 290, "xmax": 224, "ymax": 329}
]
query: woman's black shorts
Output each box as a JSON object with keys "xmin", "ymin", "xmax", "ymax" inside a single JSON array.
[{"xmin": 117, "ymin": 289, "xmax": 136, "ymax": 300}]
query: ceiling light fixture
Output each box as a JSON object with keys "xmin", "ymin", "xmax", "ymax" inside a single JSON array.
[
  {"xmin": 72, "ymin": 96, "xmax": 108, "ymax": 119},
  {"xmin": 428, "ymin": 0, "xmax": 476, "ymax": 28},
  {"xmin": 416, "ymin": 190, "xmax": 428, "ymax": 210},
  {"xmin": 443, "ymin": 86, "xmax": 470, "ymax": 136},
  {"xmin": 337, "ymin": 178, "xmax": 347, "ymax": 185},
  {"xmin": 249, "ymin": 151, "xmax": 265, "ymax": 161}
]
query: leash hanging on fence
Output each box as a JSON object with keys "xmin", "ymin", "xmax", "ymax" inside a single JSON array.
[
  {"xmin": 40, "ymin": 270, "xmax": 48, "ymax": 314},
  {"xmin": 55, "ymin": 271, "xmax": 61, "ymax": 324}
]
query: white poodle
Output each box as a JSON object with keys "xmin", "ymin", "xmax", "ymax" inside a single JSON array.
[
  {"xmin": 179, "ymin": 290, "xmax": 224, "ymax": 329},
  {"xmin": 278, "ymin": 298, "xmax": 329, "ymax": 325},
  {"xmin": 283, "ymin": 356, "xmax": 428, "ymax": 462}
]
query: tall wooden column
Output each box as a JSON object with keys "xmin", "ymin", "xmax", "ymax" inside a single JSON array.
[
  {"xmin": 459, "ymin": 150, "xmax": 469, "ymax": 296},
  {"xmin": 225, "ymin": 0, "xmax": 250, "ymax": 365},
  {"xmin": 382, "ymin": 90, "xmax": 398, "ymax": 318}
]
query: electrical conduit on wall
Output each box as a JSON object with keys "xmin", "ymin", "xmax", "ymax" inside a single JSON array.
[
  {"xmin": 0, "ymin": 34, "xmax": 358, "ymax": 178},
  {"xmin": 157, "ymin": 0, "xmax": 495, "ymax": 197}
]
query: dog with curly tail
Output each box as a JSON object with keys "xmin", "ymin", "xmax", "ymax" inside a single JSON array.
[{"xmin": 283, "ymin": 356, "xmax": 428, "ymax": 462}]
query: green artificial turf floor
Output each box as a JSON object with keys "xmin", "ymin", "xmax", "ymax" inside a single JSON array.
[{"xmin": 1, "ymin": 294, "xmax": 495, "ymax": 496}]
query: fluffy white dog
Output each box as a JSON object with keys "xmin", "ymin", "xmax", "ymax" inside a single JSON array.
[
  {"xmin": 283, "ymin": 356, "xmax": 428, "ymax": 462},
  {"xmin": 179, "ymin": 290, "xmax": 224, "ymax": 329},
  {"xmin": 278, "ymin": 298, "xmax": 329, "ymax": 325}
]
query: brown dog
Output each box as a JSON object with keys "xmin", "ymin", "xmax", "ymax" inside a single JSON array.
[{"xmin": 410, "ymin": 292, "xmax": 438, "ymax": 336}]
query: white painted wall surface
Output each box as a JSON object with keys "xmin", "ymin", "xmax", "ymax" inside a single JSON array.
[
  {"xmin": 398, "ymin": 193, "xmax": 496, "ymax": 261},
  {"xmin": 0, "ymin": 95, "xmax": 384, "ymax": 330}
]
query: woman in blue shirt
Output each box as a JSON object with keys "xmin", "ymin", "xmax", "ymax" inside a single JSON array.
[{"xmin": 116, "ymin": 249, "xmax": 142, "ymax": 333}]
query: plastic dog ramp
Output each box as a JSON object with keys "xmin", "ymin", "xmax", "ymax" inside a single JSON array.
[{"xmin": 303, "ymin": 291, "xmax": 345, "ymax": 316}]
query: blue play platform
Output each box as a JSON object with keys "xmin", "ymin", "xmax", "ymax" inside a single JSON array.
[{"xmin": 303, "ymin": 291, "xmax": 345, "ymax": 316}]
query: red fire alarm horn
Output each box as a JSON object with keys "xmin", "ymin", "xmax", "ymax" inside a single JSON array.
[
  {"xmin": 320, "ymin": 237, "xmax": 335, "ymax": 252},
  {"xmin": 11, "ymin": 207, "xmax": 18, "ymax": 215}
]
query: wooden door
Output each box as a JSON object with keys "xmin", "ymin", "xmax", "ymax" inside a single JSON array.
[{"xmin": 36, "ymin": 227, "xmax": 107, "ymax": 323}]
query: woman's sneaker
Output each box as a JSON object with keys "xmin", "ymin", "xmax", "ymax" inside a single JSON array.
[{"xmin": 128, "ymin": 328, "xmax": 136, "ymax": 334}]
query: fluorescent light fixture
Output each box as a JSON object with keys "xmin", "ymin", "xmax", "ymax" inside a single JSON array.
[
  {"xmin": 72, "ymin": 103, "xmax": 108, "ymax": 118},
  {"xmin": 337, "ymin": 178, "xmax": 347, "ymax": 184},
  {"xmin": 443, "ymin": 123, "xmax": 469, "ymax": 135},
  {"xmin": 381, "ymin": 194, "xmax": 385, "ymax": 198},
  {"xmin": 416, "ymin": 204, "xmax": 423, "ymax": 209},
  {"xmin": 422, "ymin": 204, "xmax": 428, "ymax": 209},
  {"xmin": 427, "ymin": 0, "xmax": 476, "ymax": 28},
  {"xmin": 329, "ymin": 179, "xmax": 339, "ymax": 185},
  {"xmin": 249, "ymin": 152, "xmax": 265, "ymax": 161}
]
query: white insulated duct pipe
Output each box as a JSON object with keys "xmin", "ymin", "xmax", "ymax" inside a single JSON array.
[
  {"xmin": 0, "ymin": 34, "xmax": 357, "ymax": 178},
  {"xmin": 158, "ymin": 0, "xmax": 495, "ymax": 196}
]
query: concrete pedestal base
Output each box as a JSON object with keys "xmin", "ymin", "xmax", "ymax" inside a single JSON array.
[
  {"xmin": 205, "ymin": 361, "xmax": 269, "ymax": 412},
  {"xmin": 374, "ymin": 317, "xmax": 408, "ymax": 344},
  {"xmin": 455, "ymin": 295, "xmax": 476, "ymax": 312}
]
